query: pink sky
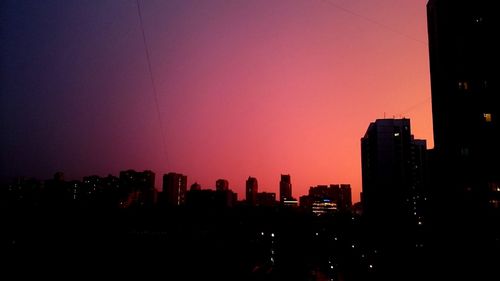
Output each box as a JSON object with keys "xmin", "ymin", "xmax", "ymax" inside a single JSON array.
[
  {"xmin": 141, "ymin": 0, "xmax": 433, "ymax": 202},
  {"xmin": 1, "ymin": 0, "xmax": 433, "ymax": 203}
]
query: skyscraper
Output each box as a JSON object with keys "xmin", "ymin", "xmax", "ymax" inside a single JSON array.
[
  {"xmin": 339, "ymin": 184, "xmax": 352, "ymax": 211},
  {"xmin": 361, "ymin": 119, "xmax": 427, "ymax": 225},
  {"xmin": 279, "ymin": 174, "xmax": 292, "ymax": 202},
  {"xmin": 246, "ymin": 177, "xmax": 258, "ymax": 206},
  {"xmin": 427, "ymin": 0, "xmax": 499, "ymax": 211},
  {"xmin": 162, "ymin": 172, "xmax": 187, "ymax": 206},
  {"xmin": 118, "ymin": 169, "xmax": 156, "ymax": 207}
]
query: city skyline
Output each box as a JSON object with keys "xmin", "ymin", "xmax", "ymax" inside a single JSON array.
[
  {"xmin": 0, "ymin": 0, "xmax": 432, "ymax": 203},
  {"xmin": 2, "ymin": 1, "xmax": 498, "ymax": 279}
]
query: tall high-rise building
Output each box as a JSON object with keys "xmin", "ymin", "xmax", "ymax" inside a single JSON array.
[
  {"xmin": 162, "ymin": 172, "xmax": 187, "ymax": 206},
  {"xmin": 340, "ymin": 184, "xmax": 352, "ymax": 211},
  {"xmin": 119, "ymin": 170, "xmax": 155, "ymax": 190},
  {"xmin": 246, "ymin": 177, "xmax": 258, "ymax": 206},
  {"xmin": 118, "ymin": 170, "xmax": 156, "ymax": 207},
  {"xmin": 427, "ymin": 0, "xmax": 500, "ymax": 211},
  {"xmin": 361, "ymin": 119, "xmax": 427, "ymax": 224},
  {"xmin": 279, "ymin": 174, "xmax": 292, "ymax": 202}
]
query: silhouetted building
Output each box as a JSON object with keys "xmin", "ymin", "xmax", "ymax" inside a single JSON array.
[
  {"xmin": 190, "ymin": 182, "xmax": 201, "ymax": 191},
  {"xmin": 353, "ymin": 201, "xmax": 363, "ymax": 216},
  {"xmin": 279, "ymin": 174, "xmax": 292, "ymax": 202},
  {"xmin": 79, "ymin": 174, "xmax": 121, "ymax": 207},
  {"xmin": 162, "ymin": 172, "xmax": 187, "ymax": 206},
  {"xmin": 427, "ymin": 0, "xmax": 500, "ymax": 213},
  {"xmin": 119, "ymin": 170, "xmax": 155, "ymax": 189},
  {"xmin": 216, "ymin": 179, "xmax": 229, "ymax": 191},
  {"xmin": 361, "ymin": 119, "xmax": 428, "ymax": 225},
  {"xmin": 246, "ymin": 177, "xmax": 258, "ymax": 206},
  {"xmin": 256, "ymin": 192, "xmax": 276, "ymax": 207},
  {"xmin": 42, "ymin": 172, "xmax": 71, "ymax": 205},
  {"xmin": 339, "ymin": 184, "xmax": 353, "ymax": 211},
  {"xmin": 118, "ymin": 170, "xmax": 156, "ymax": 207},
  {"xmin": 300, "ymin": 184, "xmax": 352, "ymax": 214},
  {"xmin": 308, "ymin": 185, "xmax": 329, "ymax": 198},
  {"xmin": 1, "ymin": 177, "xmax": 43, "ymax": 207},
  {"xmin": 300, "ymin": 195, "xmax": 336, "ymax": 215},
  {"xmin": 186, "ymin": 188, "xmax": 237, "ymax": 208}
]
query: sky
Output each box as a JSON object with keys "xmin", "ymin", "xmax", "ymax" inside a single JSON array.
[{"xmin": 0, "ymin": 0, "xmax": 433, "ymax": 203}]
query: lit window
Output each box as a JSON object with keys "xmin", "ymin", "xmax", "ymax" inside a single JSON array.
[
  {"xmin": 484, "ymin": 113, "xmax": 492, "ymax": 122},
  {"xmin": 488, "ymin": 182, "xmax": 500, "ymax": 192},
  {"xmin": 458, "ymin": 81, "xmax": 468, "ymax": 90},
  {"xmin": 490, "ymin": 200, "xmax": 500, "ymax": 208},
  {"xmin": 394, "ymin": 132, "xmax": 400, "ymax": 137}
]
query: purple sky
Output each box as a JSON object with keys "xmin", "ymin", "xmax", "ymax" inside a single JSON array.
[{"xmin": 0, "ymin": 0, "xmax": 433, "ymax": 202}]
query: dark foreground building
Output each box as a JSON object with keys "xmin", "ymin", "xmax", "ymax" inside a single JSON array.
[
  {"xmin": 361, "ymin": 119, "xmax": 427, "ymax": 227},
  {"xmin": 427, "ymin": 0, "xmax": 500, "ymax": 212},
  {"xmin": 427, "ymin": 0, "xmax": 500, "ymax": 278}
]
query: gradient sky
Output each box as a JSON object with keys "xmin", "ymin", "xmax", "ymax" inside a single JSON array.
[{"xmin": 0, "ymin": 0, "xmax": 433, "ymax": 203}]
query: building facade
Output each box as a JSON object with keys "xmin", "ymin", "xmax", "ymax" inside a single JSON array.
[
  {"xmin": 361, "ymin": 119, "xmax": 427, "ymax": 225},
  {"xmin": 246, "ymin": 177, "xmax": 258, "ymax": 206},
  {"xmin": 162, "ymin": 172, "xmax": 187, "ymax": 206},
  {"xmin": 427, "ymin": 0, "xmax": 500, "ymax": 212},
  {"xmin": 279, "ymin": 174, "xmax": 292, "ymax": 202}
]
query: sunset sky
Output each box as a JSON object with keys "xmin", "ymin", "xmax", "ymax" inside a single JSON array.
[{"xmin": 0, "ymin": 0, "xmax": 433, "ymax": 202}]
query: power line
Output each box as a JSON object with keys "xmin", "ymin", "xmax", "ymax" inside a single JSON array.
[
  {"xmin": 320, "ymin": 0, "xmax": 427, "ymax": 45},
  {"xmin": 136, "ymin": 0, "xmax": 169, "ymax": 167},
  {"xmin": 319, "ymin": 0, "xmax": 431, "ymax": 118},
  {"xmin": 398, "ymin": 96, "xmax": 432, "ymax": 117}
]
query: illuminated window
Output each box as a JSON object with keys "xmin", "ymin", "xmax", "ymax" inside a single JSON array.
[
  {"xmin": 458, "ymin": 81, "xmax": 468, "ymax": 90},
  {"xmin": 394, "ymin": 132, "xmax": 400, "ymax": 137},
  {"xmin": 489, "ymin": 182, "xmax": 500, "ymax": 192},
  {"xmin": 484, "ymin": 113, "xmax": 492, "ymax": 122},
  {"xmin": 490, "ymin": 200, "xmax": 500, "ymax": 208}
]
